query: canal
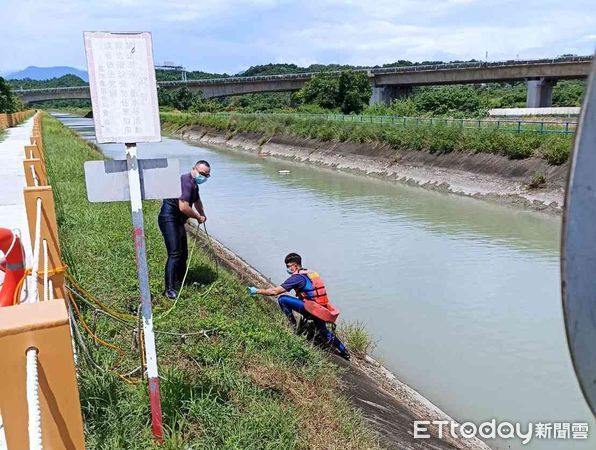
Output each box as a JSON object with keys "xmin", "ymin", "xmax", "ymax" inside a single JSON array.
[{"xmin": 57, "ymin": 113, "xmax": 594, "ymax": 449}]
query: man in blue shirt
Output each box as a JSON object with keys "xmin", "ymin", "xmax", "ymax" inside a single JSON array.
[
  {"xmin": 248, "ymin": 252, "xmax": 349, "ymax": 359},
  {"xmin": 158, "ymin": 160, "xmax": 210, "ymax": 299}
]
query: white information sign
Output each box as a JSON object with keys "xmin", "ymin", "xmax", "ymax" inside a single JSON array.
[{"xmin": 84, "ymin": 31, "xmax": 161, "ymax": 144}]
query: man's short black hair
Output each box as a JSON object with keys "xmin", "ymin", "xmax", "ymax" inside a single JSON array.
[
  {"xmin": 195, "ymin": 160, "xmax": 210, "ymax": 168},
  {"xmin": 284, "ymin": 252, "xmax": 302, "ymax": 266}
]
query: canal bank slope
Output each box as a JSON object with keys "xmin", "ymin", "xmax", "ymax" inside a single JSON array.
[
  {"xmin": 187, "ymin": 226, "xmax": 491, "ymax": 450},
  {"xmin": 43, "ymin": 114, "xmax": 489, "ymax": 449},
  {"xmin": 47, "ymin": 112, "xmax": 492, "ymax": 449},
  {"xmin": 170, "ymin": 124, "xmax": 568, "ymax": 214}
]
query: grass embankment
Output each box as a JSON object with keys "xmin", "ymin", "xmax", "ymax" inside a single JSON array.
[
  {"xmin": 42, "ymin": 114, "xmax": 378, "ymax": 449},
  {"xmin": 161, "ymin": 111, "xmax": 573, "ymax": 165}
]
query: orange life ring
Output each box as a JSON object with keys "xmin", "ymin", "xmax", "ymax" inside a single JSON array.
[
  {"xmin": 0, "ymin": 228, "xmax": 26, "ymax": 307},
  {"xmin": 304, "ymin": 300, "xmax": 340, "ymax": 324}
]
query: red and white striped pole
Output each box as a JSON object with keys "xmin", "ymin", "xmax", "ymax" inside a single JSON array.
[{"xmin": 125, "ymin": 143, "xmax": 163, "ymax": 442}]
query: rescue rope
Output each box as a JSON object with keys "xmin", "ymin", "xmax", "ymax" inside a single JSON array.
[
  {"xmin": 202, "ymin": 222, "xmax": 219, "ymax": 275},
  {"xmin": 30, "ymin": 198, "xmax": 42, "ymax": 303},
  {"xmin": 43, "ymin": 240, "xmax": 48, "ymax": 303},
  {"xmin": 26, "ymin": 347, "xmax": 42, "ymax": 450},
  {"xmin": 66, "ymin": 292, "xmax": 139, "ymax": 385},
  {"xmin": 29, "ymin": 165, "xmax": 39, "ymax": 187},
  {"xmin": 154, "ymin": 237, "xmax": 198, "ymax": 322},
  {"xmin": 13, "ymin": 265, "xmax": 68, "ymax": 305},
  {"xmin": 26, "ymin": 200, "xmax": 43, "ymax": 448}
]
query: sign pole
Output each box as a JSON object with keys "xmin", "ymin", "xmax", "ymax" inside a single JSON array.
[{"xmin": 125, "ymin": 143, "xmax": 163, "ymax": 442}]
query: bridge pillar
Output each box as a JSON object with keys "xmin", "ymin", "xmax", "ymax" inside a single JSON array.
[
  {"xmin": 369, "ymin": 85, "xmax": 412, "ymax": 106},
  {"xmin": 526, "ymin": 78, "xmax": 555, "ymax": 108}
]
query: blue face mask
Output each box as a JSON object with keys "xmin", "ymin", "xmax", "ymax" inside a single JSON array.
[
  {"xmin": 194, "ymin": 174, "xmax": 207, "ymax": 185},
  {"xmin": 286, "ymin": 268, "xmax": 294, "ymax": 275}
]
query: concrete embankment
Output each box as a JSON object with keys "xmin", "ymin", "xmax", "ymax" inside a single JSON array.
[
  {"xmin": 174, "ymin": 125, "xmax": 568, "ymax": 214},
  {"xmin": 187, "ymin": 225, "xmax": 491, "ymax": 450}
]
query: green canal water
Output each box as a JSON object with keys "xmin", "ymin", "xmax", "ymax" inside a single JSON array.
[{"xmin": 58, "ymin": 114, "xmax": 594, "ymax": 449}]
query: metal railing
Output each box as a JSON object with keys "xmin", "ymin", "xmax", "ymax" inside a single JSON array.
[{"xmin": 201, "ymin": 112, "xmax": 578, "ymax": 135}]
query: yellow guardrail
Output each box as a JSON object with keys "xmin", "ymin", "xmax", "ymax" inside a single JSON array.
[
  {"xmin": 0, "ymin": 112, "xmax": 85, "ymax": 450},
  {"xmin": 0, "ymin": 110, "xmax": 34, "ymax": 130}
]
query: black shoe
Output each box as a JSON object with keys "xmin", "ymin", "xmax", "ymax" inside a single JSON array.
[
  {"xmin": 338, "ymin": 349, "xmax": 351, "ymax": 361},
  {"xmin": 165, "ymin": 289, "xmax": 178, "ymax": 299}
]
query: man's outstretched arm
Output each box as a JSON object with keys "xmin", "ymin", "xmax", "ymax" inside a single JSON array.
[{"xmin": 249, "ymin": 285, "xmax": 287, "ymax": 296}]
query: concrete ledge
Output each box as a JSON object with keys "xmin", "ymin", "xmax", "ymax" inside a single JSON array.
[{"xmin": 489, "ymin": 107, "xmax": 581, "ymax": 116}]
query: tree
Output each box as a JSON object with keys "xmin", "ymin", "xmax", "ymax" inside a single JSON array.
[
  {"xmin": 296, "ymin": 74, "xmax": 340, "ymax": 109},
  {"xmin": 296, "ymin": 70, "xmax": 372, "ymax": 113},
  {"xmin": 157, "ymin": 87, "xmax": 205, "ymax": 111},
  {"xmin": 338, "ymin": 70, "xmax": 371, "ymax": 114},
  {"xmin": 0, "ymin": 77, "xmax": 23, "ymax": 113}
]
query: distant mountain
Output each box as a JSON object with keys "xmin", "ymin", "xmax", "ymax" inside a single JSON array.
[{"xmin": 5, "ymin": 66, "xmax": 88, "ymax": 82}]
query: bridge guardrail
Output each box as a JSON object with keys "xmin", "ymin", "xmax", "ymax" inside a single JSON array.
[{"xmin": 14, "ymin": 55, "xmax": 593, "ymax": 94}]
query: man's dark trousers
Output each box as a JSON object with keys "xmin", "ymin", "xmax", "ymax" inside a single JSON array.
[{"xmin": 158, "ymin": 217, "xmax": 188, "ymax": 291}]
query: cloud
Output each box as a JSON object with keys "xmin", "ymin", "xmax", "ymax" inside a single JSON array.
[{"xmin": 0, "ymin": 0, "xmax": 594, "ymax": 74}]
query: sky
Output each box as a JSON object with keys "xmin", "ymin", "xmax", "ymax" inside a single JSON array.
[{"xmin": 0, "ymin": 0, "xmax": 595, "ymax": 75}]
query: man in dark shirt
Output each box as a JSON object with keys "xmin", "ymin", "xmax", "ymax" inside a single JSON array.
[
  {"xmin": 158, "ymin": 160, "xmax": 210, "ymax": 299},
  {"xmin": 248, "ymin": 252, "xmax": 349, "ymax": 359}
]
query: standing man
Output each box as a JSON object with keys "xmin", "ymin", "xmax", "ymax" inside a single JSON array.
[{"xmin": 158, "ymin": 160, "xmax": 211, "ymax": 299}]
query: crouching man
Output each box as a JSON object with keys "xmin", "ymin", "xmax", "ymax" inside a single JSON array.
[{"xmin": 248, "ymin": 252, "xmax": 350, "ymax": 360}]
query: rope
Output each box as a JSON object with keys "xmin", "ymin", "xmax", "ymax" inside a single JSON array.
[
  {"xmin": 4, "ymin": 229, "xmax": 17, "ymax": 259},
  {"xmin": 154, "ymin": 238, "xmax": 198, "ymax": 322},
  {"xmin": 26, "ymin": 347, "xmax": 42, "ymax": 450},
  {"xmin": 65, "ymin": 272, "xmax": 135, "ymax": 322},
  {"xmin": 30, "ymin": 198, "xmax": 42, "ymax": 303},
  {"xmin": 66, "ymin": 293, "xmax": 139, "ymax": 385},
  {"xmin": 13, "ymin": 266, "xmax": 68, "ymax": 305},
  {"xmin": 30, "ymin": 165, "xmax": 39, "ymax": 187},
  {"xmin": 66, "ymin": 284, "xmax": 215, "ymax": 338},
  {"xmin": 202, "ymin": 222, "xmax": 219, "ymax": 275},
  {"xmin": 43, "ymin": 240, "xmax": 48, "ymax": 302}
]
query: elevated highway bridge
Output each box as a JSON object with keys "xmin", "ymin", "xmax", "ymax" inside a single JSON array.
[{"xmin": 15, "ymin": 56, "xmax": 593, "ymax": 108}]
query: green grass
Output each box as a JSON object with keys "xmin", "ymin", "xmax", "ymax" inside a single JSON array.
[
  {"xmin": 0, "ymin": 128, "xmax": 5, "ymax": 142},
  {"xmin": 338, "ymin": 322, "xmax": 375, "ymax": 358},
  {"xmin": 42, "ymin": 114, "xmax": 379, "ymax": 449},
  {"xmin": 161, "ymin": 111, "xmax": 574, "ymax": 165}
]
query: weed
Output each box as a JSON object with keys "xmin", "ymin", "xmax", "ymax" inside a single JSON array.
[
  {"xmin": 528, "ymin": 172, "xmax": 547, "ymax": 189},
  {"xmin": 337, "ymin": 322, "xmax": 375, "ymax": 358}
]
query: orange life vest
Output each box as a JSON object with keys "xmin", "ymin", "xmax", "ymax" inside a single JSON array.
[{"xmin": 295, "ymin": 269, "xmax": 329, "ymax": 306}]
